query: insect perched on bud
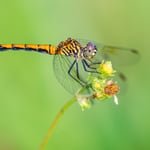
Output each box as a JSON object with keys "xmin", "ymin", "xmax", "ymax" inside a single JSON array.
[{"xmin": 76, "ymin": 61, "xmax": 120, "ymax": 110}]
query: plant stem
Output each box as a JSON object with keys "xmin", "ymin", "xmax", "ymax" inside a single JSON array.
[{"xmin": 39, "ymin": 97, "xmax": 77, "ymax": 150}]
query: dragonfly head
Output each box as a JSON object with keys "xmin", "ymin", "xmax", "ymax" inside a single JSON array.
[{"xmin": 83, "ymin": 42, "xmax": 97, "ymax": 59}]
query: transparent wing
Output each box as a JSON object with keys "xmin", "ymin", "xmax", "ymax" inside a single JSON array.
[
  {"xmin": 53, "ymin": 39, "xmax": 139, "ymax": 94},
  {"xmin": 96, "ymin": 45, "xmax": 139, "ymax": 67},
  {"xmin": 53, "ymin": 55, "xmax": 88, "ymax": 94},
  {"xmin": 78, "ymin": 39, "xmax": 140, "ymax": 91},
  {"xmin": 78, "ymin": 39, "xmax": 140, "ymax": 67}
]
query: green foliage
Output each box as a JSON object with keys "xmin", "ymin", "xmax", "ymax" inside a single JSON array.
[{"xmin": 0, "ymin": 0, "xmax": 148, "ymax": 150}]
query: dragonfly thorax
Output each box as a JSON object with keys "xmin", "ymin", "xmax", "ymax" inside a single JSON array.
[
  {"xmin": 57, "ymin": 38, "xmax": 81, "ymax": 57},
  {"xmin": 83, "ymin": 42, "xmax": 97, "ymax": 59}
]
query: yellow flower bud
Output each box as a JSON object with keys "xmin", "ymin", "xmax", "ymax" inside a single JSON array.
[
  {"xmin": 91, "ymin": 78, "xmax": 105, "ymax": 91},
  {"xmin": 97, "ymin": 61, "xmax": 115, "ymax": 77}
]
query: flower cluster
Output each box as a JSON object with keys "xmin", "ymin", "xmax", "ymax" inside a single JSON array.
[{"xmin": 76, "ymin": 61, "xmax": 120, "ymax": 111}]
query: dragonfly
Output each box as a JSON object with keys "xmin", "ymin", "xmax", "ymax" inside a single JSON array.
[{"xmin": 0, "ymin": 38, "xmax": 139, "ymax": 94}]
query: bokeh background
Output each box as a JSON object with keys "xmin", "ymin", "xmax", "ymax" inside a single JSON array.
[{"xmin": 0, "ymin": 0, "xmax": 149, "ymax": 150}]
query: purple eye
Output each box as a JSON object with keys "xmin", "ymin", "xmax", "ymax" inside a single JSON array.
[
  {"xmin": 87, "ymin": 42, "xmax": 97, "ymax": 50},
  {"xmin": 83, "ymin": 42, "xmax": 97, "ymax": 59}
]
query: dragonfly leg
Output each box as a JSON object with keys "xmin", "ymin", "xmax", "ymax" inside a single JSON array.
[
  {"xmin": 68, "ymin": 60, "xmax": 85, "ymax": 86},
  {"xmin": 82, "ymin": 60, "xmax": 98, "ymax": 73},
  {"xmin": 85, "ymin": 59, "xmax": 101, "ymax": 69},
  {"xmin": 75, "ymin": 60, "xmax": 80, "ymax": 79},
  {"xmin": 75, "ymin": 61, "xmax": 88, "ymax": 85}
]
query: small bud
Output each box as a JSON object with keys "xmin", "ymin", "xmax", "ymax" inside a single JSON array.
[
  {"xmin": 91, "ymin": 78, "xmax": 105, "ymax": 91},
  {"xmin": 97, "ymin": 61, "xmax": 115, "ymax": 77},
  {"xmin": 104, "ymin": 80, "xmax": 120, "ymax": 96},
  {"xmin": 76, "ymin": 95, "xmax": 91, "ymax": 111},
  {"xmin": 93, "ymin": 91, "xmax": 109, "ymax": 101}
]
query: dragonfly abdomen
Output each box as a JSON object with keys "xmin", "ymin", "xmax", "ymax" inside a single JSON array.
[{"xmin": 0, "ymin": 44, "xmax": 58, "ymax": 55}]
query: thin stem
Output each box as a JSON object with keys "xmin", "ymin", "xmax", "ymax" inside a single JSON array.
[{"xmin": 39, "ymin": 97, "xmax": 77, "ymax": 150}]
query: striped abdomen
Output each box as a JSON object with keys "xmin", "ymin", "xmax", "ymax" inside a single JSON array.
[{"xmin": 0, "ymin": 44, "xmax": 58, "ymax": 55}]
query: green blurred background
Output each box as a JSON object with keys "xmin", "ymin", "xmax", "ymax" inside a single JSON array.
[{"xmin": 0, "ymin": 0, "xmax": 149, "ymax": 149}]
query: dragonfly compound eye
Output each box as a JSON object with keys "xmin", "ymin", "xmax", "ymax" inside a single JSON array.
[{"xmin": 83, "ymin": 42, "xmax": 97, "ymax": 59}]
